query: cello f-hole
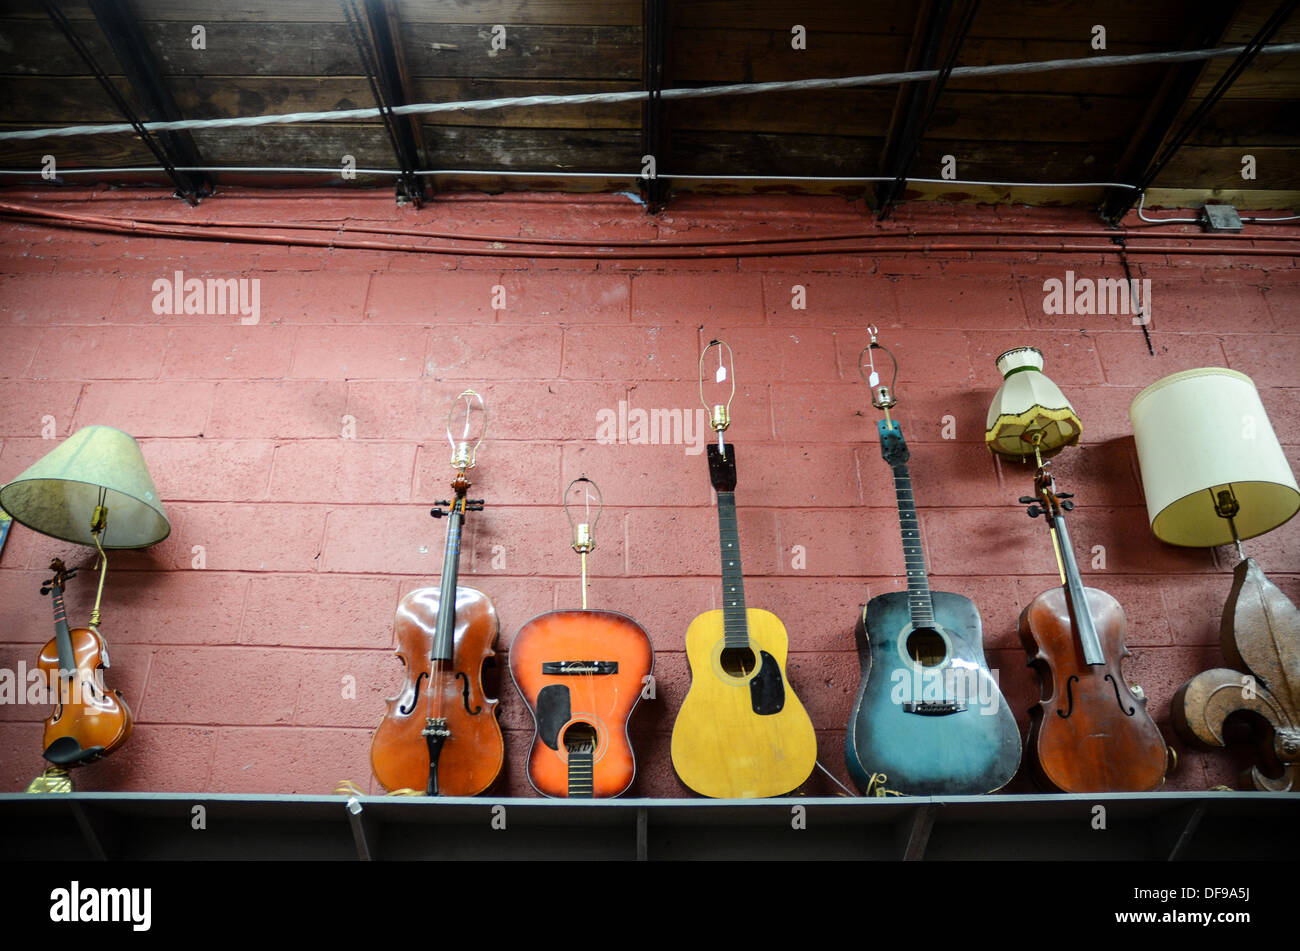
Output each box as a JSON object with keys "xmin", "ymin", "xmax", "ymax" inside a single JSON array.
[
  {"xmin": 456, "ymin": 671, "xmax": 482, "ymax": 715},
  {"xmin": 1056, "ymin": 675, "xmax": 1079, "ymax": 719},
  {"xmin": 1105, "ymin": 674, "xmax": 1136, "ymax": 716},
  {"xmin": 398, "ymin": 671, "xmax": 427, "ymax": 716}
]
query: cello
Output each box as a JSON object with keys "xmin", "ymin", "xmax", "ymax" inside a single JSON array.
[
  {"xmin": 370, "ymin": 390, "xmax": 503, "ymax": 796},
  {"xmin": 509, "ymin": 477, "xmax": 653, "ymax": 798},
  {"xmin": 1018, "ymin": 462, "xmax": 1168, "ymax": 792},
  {"xmin": 38, "ymin": 558, "xmax": 133, "ymax": 766}
]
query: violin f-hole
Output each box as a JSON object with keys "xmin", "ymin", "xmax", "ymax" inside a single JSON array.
[
  {"xmin": 456, "ymin": 671, "xmax": 481, "ymax": 715},
  {"xmin": 1056, "ymin": 675, "xmax": 1079, "ymax": 719}
]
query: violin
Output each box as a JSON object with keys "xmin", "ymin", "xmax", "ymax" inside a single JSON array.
[
  {"xmin": 38, "ymin": 558, "xmax": 133, "ymax": 766},
  {"xmin": 370, "ymin": 466, "xmax": 503, "ymax": 796},
  {"xmin": 1018, "ymin": 465, "xmax": 1168, "ymax": 792}
]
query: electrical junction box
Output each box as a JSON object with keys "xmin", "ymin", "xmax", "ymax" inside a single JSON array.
[{"xmin": 1201, "ymin": 204, "xmax": 1244, "ymax": 232}]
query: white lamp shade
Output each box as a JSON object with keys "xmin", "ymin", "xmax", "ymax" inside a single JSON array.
[
  {"xmin": 985, "ymin": 347, "xmax": 1082, "ymax": 461},
  {"xmin": 1130, "ymin": 368, "xmax": 1299, "ymax": 547}
]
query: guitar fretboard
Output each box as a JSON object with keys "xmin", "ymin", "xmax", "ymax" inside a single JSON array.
[
  {"xmin": 716, "ymin": 492, "xmax": 749, "ymax": 648},
  {"xmin": 567, "ymin": 747, "xmax": 594, "ymax": 798},
  {"xmin": 891, "ymin": 464, "xmax": 935, "ymax": 626}
]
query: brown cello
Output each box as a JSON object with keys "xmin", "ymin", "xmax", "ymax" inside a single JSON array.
[
  {"xmin": 1018, "ymin": 464, "xmax": 1168, "ymax": 792},
  {"xmin": 370, "ymin": 392, "xmax": 503, "ymax": 796},
  {"xmin": 38, "ymin": 558, "xmax": 133, "ymax": 766}
]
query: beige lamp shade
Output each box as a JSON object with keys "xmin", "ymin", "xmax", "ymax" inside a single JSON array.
[
  {"xmin": 0, "ymin": 425, "xmax": 170, "ymax": 548},
  {"xmin": 985, "ymin": 347, "xmax": 1083, "ymax": 461},
  {"xmin": 1130, "ymin": 368, "xmax": 1298, "ymax": 547}
]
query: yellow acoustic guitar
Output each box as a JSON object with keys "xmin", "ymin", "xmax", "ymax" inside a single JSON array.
[{"xmin": 670, "ymin": 443, "xmax": 818, "ymax": 798}]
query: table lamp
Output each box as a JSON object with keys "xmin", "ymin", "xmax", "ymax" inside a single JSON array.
[
  {"xmin": 1130, "ymin": 368, "xmax": 1299, "ymax": 790},
  {"xmin": 0, "ymin": 425, "xmax": 170, "ymax": 790}
]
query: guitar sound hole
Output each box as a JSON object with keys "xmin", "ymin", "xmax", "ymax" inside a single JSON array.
[
  {"xmin": 906, "ymin": 629, "xmax": 946, "ymax": 668},
  {"xmin": 563, "ymin": 721, "xmax": 597, "ymax": 754},
  {"xmin": 720, "ymin": 647, "xmax": 756, "ymax": 678}
]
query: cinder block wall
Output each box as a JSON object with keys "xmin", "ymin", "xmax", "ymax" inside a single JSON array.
[{"xmin": 0, "ymin": 189, "xmax": 1296, "ymax": 796}]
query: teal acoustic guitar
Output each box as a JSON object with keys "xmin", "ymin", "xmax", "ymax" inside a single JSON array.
[{"xmin": 845, "ymin": 420, "xmax": 1021, "ymax": 796}]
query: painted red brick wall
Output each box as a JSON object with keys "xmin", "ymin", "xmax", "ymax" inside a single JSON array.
[{"xmin": 1, "ymin": 189, "xmax": 1296, "ymax": 797}]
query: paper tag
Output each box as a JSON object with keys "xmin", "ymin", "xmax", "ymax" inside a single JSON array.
[
  {"xmin": 715, "ymin": 366, "xmax": 727, "ymax": 383},
  {"xmin": 868, "ymin": 370, "xmax": 880, "ymax": 387}
]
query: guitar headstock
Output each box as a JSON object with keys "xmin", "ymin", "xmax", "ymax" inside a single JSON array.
[
  {"xmin": 878, "ymin": 419, "xmax": 909, "ymax": 468},
  {"xmin": 706, "ymin": 443, "xmax": 737, "ymax": 493}
]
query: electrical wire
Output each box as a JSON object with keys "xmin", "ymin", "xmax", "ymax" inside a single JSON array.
[{"xmin": 1, "ymin": 42, "xmax": 1297, "ymax": 143}]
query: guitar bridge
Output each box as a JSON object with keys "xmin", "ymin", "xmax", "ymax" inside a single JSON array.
[
  {"xmin": 542, "ymin": 661, "xmax": 618, "ymax": 675},
  {"xmin": 903, "ymin": 700, "xmax": 966, "ymax": 716}
]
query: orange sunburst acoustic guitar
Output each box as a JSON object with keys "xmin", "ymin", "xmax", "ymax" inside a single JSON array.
[{"xmin": 509, "ymin": 477, "xmax": 653, "ymax": 798}]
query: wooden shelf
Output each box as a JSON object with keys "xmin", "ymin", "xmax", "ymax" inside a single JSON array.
[{"xmin": 1, "ymin": 791, "xmax": 1296, "ymax": 860}]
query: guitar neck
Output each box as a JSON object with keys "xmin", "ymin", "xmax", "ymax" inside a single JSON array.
[
  {"xmin": 890, "ymin": 462, "xmax": 935, "ymax": 627},
  {"xmin": 431, "ymin": 506, "xmax": 465, "ymax": 663},
  {"xmin": 567, "ymin": 748, "xmax": 594, "ymax": 798},
  {"xmin": 716, "ymin": 492, "xmax": 750, "ymax": 648},
  {"xmin": 1050, "ymin": 512, "xmax": 1106, "ymax": 666}
]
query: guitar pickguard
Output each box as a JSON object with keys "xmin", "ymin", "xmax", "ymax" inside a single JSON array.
[{"xmin": 749, "ymin": 650, "xmax": 785, "ymax": 715}]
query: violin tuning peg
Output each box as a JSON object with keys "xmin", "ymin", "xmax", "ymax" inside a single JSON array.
[
  {"xmin": 1060, "ymin": 500, "xmax": 1074, "ymax": 511},
  {"xmin": 430, "ymin": 509, "xmax": 446, "ymax": 518},
  {"xmin": 1018, "ymin": 496, "xmax": 1037, "ymax": 505},
  {"xmin": 1026, "ymin": 505, "xmax": 1043, "ymax": 518},
  {"xmin": 1057, "ymin": 492, "xmax": 1074, "ymax": 499}
]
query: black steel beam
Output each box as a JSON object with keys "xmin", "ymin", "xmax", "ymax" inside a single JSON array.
[
  {"xmin": 342, "ymin": 0, "xmax": 426, "ymax": 206},
  {"xmin": 874, "ymin": 0, "xmax": 979, "ymax": 219},
  {"xmin": 1099, "ymin": 3, "xmax": 1248, "ymax": 224},
  {"xmin": 640, "ymin": 0, "xmax": 669, "ymax": 211},
  {"xmin": 45, "ymin": 0, "xmax": 208, "ymax": 203}
]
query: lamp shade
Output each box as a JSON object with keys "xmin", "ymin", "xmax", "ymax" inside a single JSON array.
[
  {"xmin": 0, "ymin": 425, "xmax": 170, "ymax": 548},
  {"xmin": 1130, "ymin": 368, "xmax": 1298, "ymax": 547},
  {"xmin": 985, "ymin": 347, "xmax": 1082, "ymax": 461}
]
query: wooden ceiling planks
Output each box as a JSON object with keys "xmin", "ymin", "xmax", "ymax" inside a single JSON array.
[{"xmin": 0, "ymin": 0, "xmax": 1293, "ymax": 207}]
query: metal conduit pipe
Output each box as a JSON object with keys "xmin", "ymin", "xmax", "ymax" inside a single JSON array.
[{"xmin": 1, "ymin": 202, "xmax": 1295, "ymax": 260}]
